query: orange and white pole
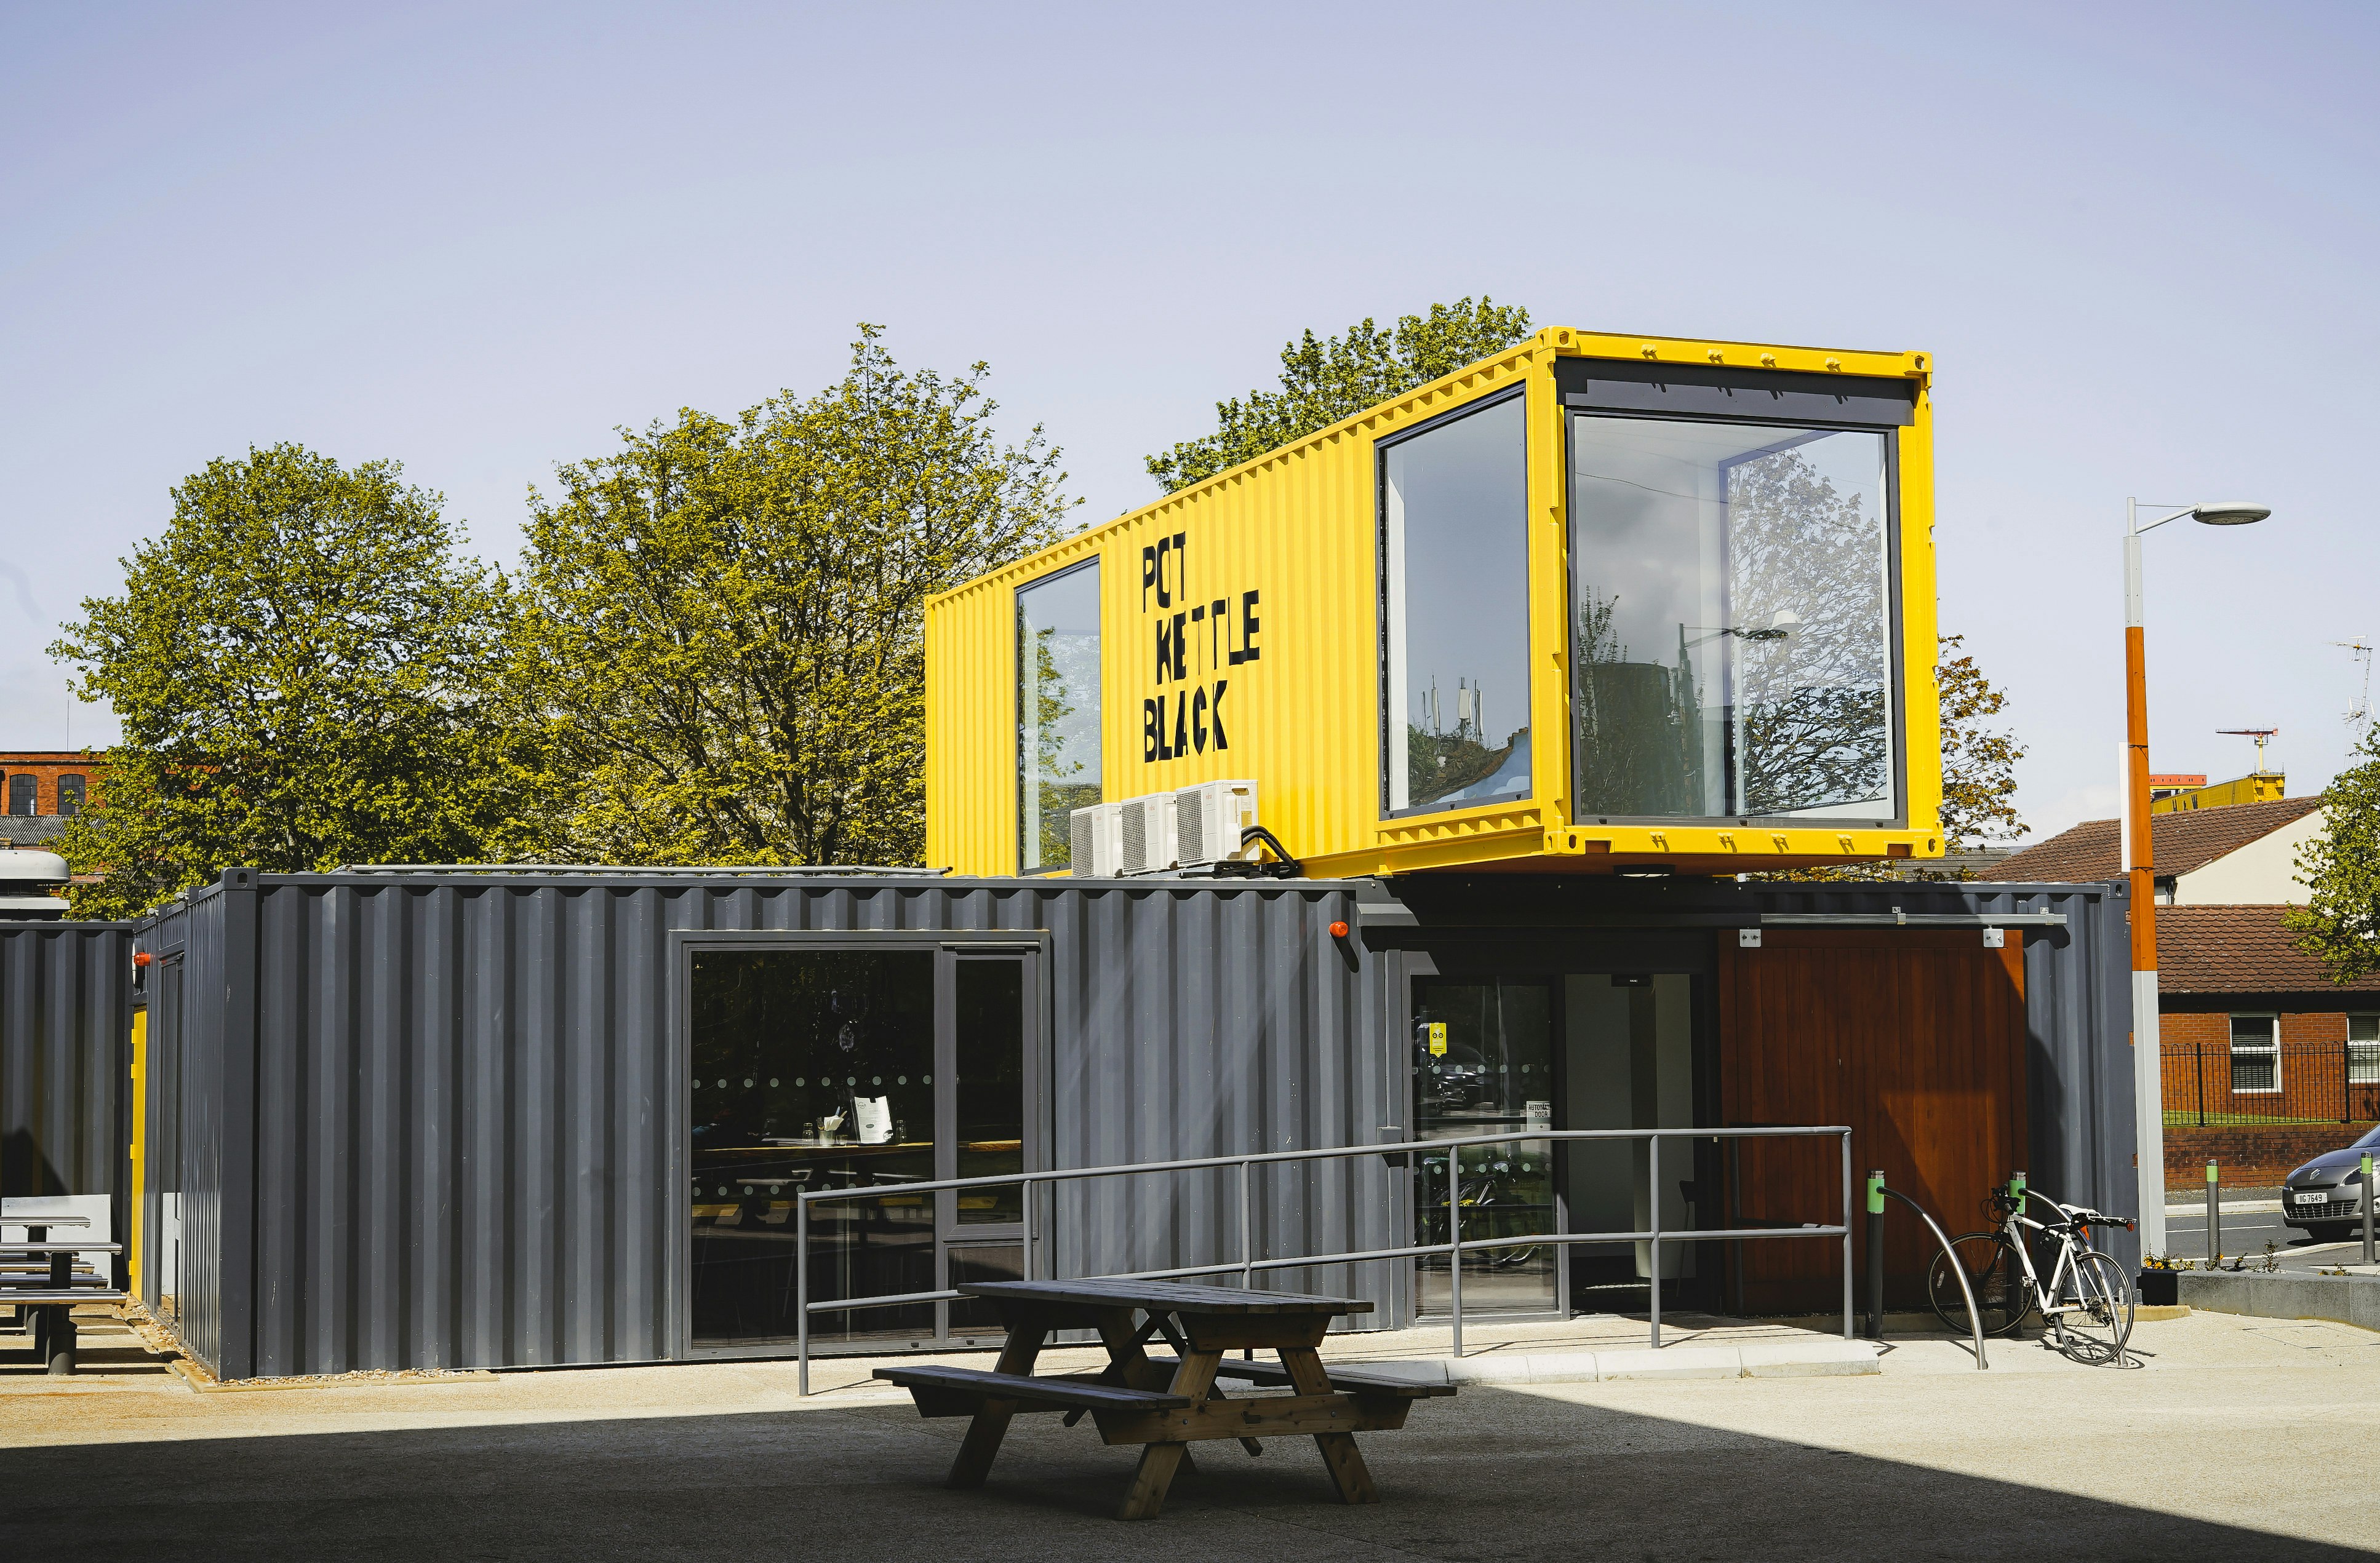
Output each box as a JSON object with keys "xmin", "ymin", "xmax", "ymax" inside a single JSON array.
[{"xmin": 2125, "ymin": 497, "xmax": 2167, "ymax": 1258}]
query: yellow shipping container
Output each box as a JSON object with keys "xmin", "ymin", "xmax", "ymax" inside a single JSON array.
[{"xmin": 927, "ymin": 328, "xmax": 1942, "ymax": 878}]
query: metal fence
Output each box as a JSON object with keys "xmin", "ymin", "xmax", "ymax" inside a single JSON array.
[
  {"xmin": 794, "ymin": 1124, "xmax": 1855, "ymax": 1394},
  {"xmin": 2162, "ymin": 1040, "xmax": 2380, "ymax": 1127}
]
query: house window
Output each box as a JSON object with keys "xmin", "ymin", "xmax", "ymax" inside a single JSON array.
[
  {"xmin": 2229, "ymin": 1013, "xmax": 2280, "ymax": 1094},
  {"xmin": 6, "ymin": 775, "xmax": 33, "ymax": 816},
  {"xmin": 1380, "ymin": 392, "xmax": 1532, "ymax": 816},
  {"xmin": 1569, "ymin": 415, "xmax": 1898, "ymax": 823},
  {"xmin": 2350, "ymin": 1014, "xmax": 2379, "ymax": 1086},
  {"xmin": 57, "ymin": 774, "xmax": 85, "ymax": 817},
  {"xmin": 1015, "ymin": 560, "xmax": 1101, "ymax": 873}
]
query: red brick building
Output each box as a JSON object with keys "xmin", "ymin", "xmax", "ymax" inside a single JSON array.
[
  {"xmin": 0, "ymin": 752, "xmax": 103, "ymax": 818},
  {"xmin": 2155, "ymin": 906, "xmax": 2379, "ymax": 1185}
]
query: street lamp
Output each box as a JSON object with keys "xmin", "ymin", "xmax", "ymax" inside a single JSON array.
[{"xmin": 2124, "ymin": 496, "xmax": 2270, "ymax": 1258}]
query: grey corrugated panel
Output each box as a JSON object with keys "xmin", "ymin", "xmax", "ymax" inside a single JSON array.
[
  {"xmin": 0, "ymin": 921, "xmax": 133, "ymax": 1206},
  {"xmin": 143, "ymin": 871, "xmax": 1386, "ymax": 1377},
  {"xmin": 1748, "ymin": 879, "xmax": 2139, "ymax": 1265}
]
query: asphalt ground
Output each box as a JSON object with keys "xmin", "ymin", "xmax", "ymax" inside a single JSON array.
[
  {"xmin": 4, "ymin": 1309, "xmax": 2377, "ymax": 1560},
  {"xmin": 2166, "ymin": 1199, "xmax": 2379, "ymax": 1271}
]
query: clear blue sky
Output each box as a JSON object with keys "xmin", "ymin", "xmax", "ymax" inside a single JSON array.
[{"xmin": 6, "ymin": 1, "xmax": 2374, "ymax": 839}]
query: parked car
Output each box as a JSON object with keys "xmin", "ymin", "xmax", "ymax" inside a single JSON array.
[{"xmin": 2281, "ymin": 1124, "xmax": 2380, "ymax": 1240}]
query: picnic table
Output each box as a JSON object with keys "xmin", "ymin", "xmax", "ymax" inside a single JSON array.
[
  {"xmin": 874, "ymin": 1278, "xmax": 1453, "ymax": 1521},
  {"xmin": 0, "ymin": 1215, "xmax": 126, "ymax": 1375}
]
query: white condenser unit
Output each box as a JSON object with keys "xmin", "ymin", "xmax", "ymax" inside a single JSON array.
[
  {"xmin": 1068, "ymin": 801, "xmax": 1124, "ymax": 877},
  {"xmin": 1173, "ymin": 780, "xmax": 1258, "ymax": 867},
  {"xmin": 1116, "ymin": 792, "xmax": 1180, "ymax": 876}
]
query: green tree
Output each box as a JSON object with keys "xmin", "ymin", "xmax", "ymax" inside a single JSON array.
[
  {"xmin": 508, "ymin": 325, "xmax": 1077, "ymax": 867},
  {"xmin": 1936, "ymin": 632, "xmax": 2027, "ymax": 860},
  {"xmin": 1144, "ymin": 297, "xmax": 1534, "ymax": 493},
  {"xmin": 2286, "ymin": 730, "xmax": 2380, "ymax": 983},
  {"xmin": 49, "ymin": 444, "xmax": 519, "ymax": 917}
]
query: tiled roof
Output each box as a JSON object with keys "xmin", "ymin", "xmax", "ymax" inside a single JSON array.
[
  {"xmin": 2158, "ymin": 904, "xmax": 2380, "ymax": 995},
  {"xmin": 1992, "ymin": 795, "xmax": 2325, "ymax": 884}
]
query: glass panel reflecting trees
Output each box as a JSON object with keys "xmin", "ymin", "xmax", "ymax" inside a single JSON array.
[
  {"xmin": 1381, "ymin": 396, "xmax": 1532, "ymax": 815},
  {"xmin": 1569, "ymin": 416, "xmax": 1897, "ymax": 822},
  {"xmin": 1016, "ymin": 563, "xmax": 1101, "ymax": 872}
]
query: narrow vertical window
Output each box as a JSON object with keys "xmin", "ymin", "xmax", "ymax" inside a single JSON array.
[
  {"xmin": 1380, "ymin": 394, "xmax": 1531, "ymax": 816},
  {"xmin": 2348, "ymin": 1014, "xmax": 2378, "ymax": 1086},
  {"xmin": 57, "ymin": 775, "xmax": 86, "ymax": 817},
  {"xmin": 2228, "ymin": 1013, "xmax": 2278, "ymax": 1094},
  {"xmin": 6, "ymin": 775, "xmax": 33, "ymax": 817},
  {"xmin": 1016, "ymin": 561, "xmax": 1102, "ymax": 872}
]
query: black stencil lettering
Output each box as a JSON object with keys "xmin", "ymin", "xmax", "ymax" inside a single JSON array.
[
  {"xmin": 1211, "ymin": 680, "xmax": 1229, "ymax": 749},
  {"xmin": 1140, "ymin": 545, "xmax": 1157, "ymax": 610},
  {"xmin": 1240, "ymin": 590, "xmax": 1261, "ymax": 662},
  {"xmin": 1155, "ymin": 619, "xmax": 1173, "ymax": 685},
  {"xmin": 1170, "ymin": 611, "xmax": 1188, "ymax": 680},
  {"xmin": 1171, "ymin": 691, "xmax": 1189, "ymax": 757},
  {"xmin": 1192, "ymin": 686, "xmax": 1208, "ymax": 753},
  {"xmin": 1143, "ymin": 699, "xmax": 1162, "ymax": 762}
]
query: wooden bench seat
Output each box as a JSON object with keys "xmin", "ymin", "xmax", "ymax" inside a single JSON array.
[
  {"xmin": 1151, "ymin": 1355, "xmax": 1457, "ymax": 1398},
  {"xmin": 875, "ymin": 1364, "xmax": 1189, "ymax": 1420}
]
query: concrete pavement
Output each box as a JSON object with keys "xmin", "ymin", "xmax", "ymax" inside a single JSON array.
[{"xmin": 6, "ymin": 1307, "xmax": 2379, "ymax": 1559}]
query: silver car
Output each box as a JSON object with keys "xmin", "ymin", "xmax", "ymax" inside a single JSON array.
[{"xmin": 2282, "ymin": 1123, "xmax": 2380, "ymax": 1241}]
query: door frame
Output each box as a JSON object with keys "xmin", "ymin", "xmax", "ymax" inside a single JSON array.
[
  {"xmin": 1397, "ymin": 930, "xmax": 1722, "ymax": 1320},
  {"xmin": 668, "ymin": 929, "xmax": 1053, "ymax": 1357}
]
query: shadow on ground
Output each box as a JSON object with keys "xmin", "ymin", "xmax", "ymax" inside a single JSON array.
[{"xmin": 0, "ymin": 1386, "xmax": 2357, "ymax": 1562}]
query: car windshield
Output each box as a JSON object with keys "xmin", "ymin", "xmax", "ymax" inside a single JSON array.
[{"xmin": 2354, "ymin": 1124, "xmax": 2380, "ymax": 1151}]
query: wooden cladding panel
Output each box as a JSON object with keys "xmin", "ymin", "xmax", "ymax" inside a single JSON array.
[{"xmin": 1719, "ymin": 931, "xmax": 2027, "ymax": 1313}]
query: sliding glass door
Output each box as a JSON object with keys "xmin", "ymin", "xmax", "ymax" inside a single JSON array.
[{"xmin": 689, "ymin": 939, "xmax": 1038, "ymax": 1350}]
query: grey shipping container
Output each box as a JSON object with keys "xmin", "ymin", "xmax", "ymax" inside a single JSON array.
[
  {"xmin": 1, "ymin": 921, "xmax": 136, "ymax": 1274},
  {"xmin": 128, "ymin": 867, "xmax": 2135, "ymax": 1380}
]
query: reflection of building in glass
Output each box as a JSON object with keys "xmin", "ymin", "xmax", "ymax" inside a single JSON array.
[
  {"xmin": 1570, "ymin": 423, "xmax": 1894, "ymax": 824},
  {"xmin": 1014, "ymin": 562, "xmax": 1102, "ymax": 872}
]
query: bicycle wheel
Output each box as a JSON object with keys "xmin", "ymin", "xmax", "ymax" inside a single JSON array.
[
  {"xmin": 1927, "ymin": 1232, "xmax": 2029, "ymax": 1337},
  {"xmin": 2055, "ymin": 1249, "xmax": 2134, "ymax": 1364}
]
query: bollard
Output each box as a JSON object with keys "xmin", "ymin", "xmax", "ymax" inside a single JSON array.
[
  {"xmin": 1864, "ymin": 1171, "xmax": 1886, "ymax": 1340},
  {"xmin": 2363, "ymin": 1153, "xmax": 2375, "ymax": 1267},
  {"xmin": 2206, "ymin": 1159, "xmax": 2221, "ymax": 1262}
]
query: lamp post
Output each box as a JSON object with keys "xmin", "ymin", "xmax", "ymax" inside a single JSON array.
[{"xmin": 2125, "ymin": 496, "xmax": 2270, "ymax": 1260}]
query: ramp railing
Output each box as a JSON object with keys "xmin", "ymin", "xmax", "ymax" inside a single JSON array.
[{"xmin": 791, "ymin": 1124, "xmax": 1855, "ymax": 1395}]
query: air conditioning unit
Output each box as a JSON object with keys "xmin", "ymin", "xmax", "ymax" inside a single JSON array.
[
  {"xmin": 1175, "ymin": 780, "xmax": 1258, "ymax": 867},
  {"xmin": 1117, "ymin": 792, "xmax": 1179, "ymax": 876},
  {"xmin": 1068, "ymin": 801, "xmax": 1124, "ymax": 877}
]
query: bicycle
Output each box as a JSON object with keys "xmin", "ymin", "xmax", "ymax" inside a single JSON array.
[{"xmin": 1927, "ymin": 1187, "xmax": 2136, "ymax": 1363}]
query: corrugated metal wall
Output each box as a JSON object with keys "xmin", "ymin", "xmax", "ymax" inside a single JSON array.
[
  {"xmin": 1747, "ymin": 879, "xmax": 2138, "ymax": 1267},
  {"xmin": 142, "ymin": 871, "xmax": 1394, "ymax": 1378},
  {"xmin": 925, "ymin": 346, "xmax": 1546, "ymax": 880},
  {"xmin": 0, "ymin": 921, "xmax": 133, "ymax": 1207}
]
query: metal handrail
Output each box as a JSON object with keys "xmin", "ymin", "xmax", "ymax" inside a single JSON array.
[{"xmin": 788, "ymin": 1124, "xmax": 1856, "ymax": 1394}]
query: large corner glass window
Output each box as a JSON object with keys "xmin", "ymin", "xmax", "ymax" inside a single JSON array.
[
  {"xmin": 1016, "ymin": 561, "xmax": 1101, "ymax": 873},
  {"xmin": 1569, "ymin": 415, "xmax": 1898, "ymax": 823},
  {"xmin": 1381, "ymin": 394, "xmax": 1532, "ymax": 816}
]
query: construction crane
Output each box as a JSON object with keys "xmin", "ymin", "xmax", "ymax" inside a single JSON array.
[
  {"xmin": 2336, "ymin": 640, "xmax": 2373, "ymax": 734},
  {"xmin": 2217, "ymin": 726, "xmax": 2280, "ymax": 772}
]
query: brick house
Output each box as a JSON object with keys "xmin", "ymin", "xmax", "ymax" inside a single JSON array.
[
  {"xmin": 2154, "ymin": 906, "xmax": 2379, "ymax": 1185},
  {"xmin": 1998, "ymin": 799, "xmax": 2372, "ymax": 1186},
  {"xmin": 1992, "ymin": 793, "xmax": 2324, "ymax": 905},
  {"xmin": 0, "ymin": 751, "xmax": 105, "ymax": 849}
]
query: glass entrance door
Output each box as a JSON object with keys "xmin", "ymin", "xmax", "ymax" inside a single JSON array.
[
  {"xmin": 1412, "ymin": 977, "xmax": 1557, "ymax": 1316},
  {"xmin": 689, "ymin": 943, "xmax": 1036, "ymax": 1349}
]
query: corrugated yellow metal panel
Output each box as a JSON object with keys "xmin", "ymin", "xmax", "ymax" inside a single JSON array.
[{"xmin": 927, "ymin": 327, "xmax": 1945, "ymax": 877}]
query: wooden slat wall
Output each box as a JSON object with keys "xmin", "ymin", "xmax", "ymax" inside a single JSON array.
[{"xmin": 1719, "ymin": 930, "xmax": 2027, "ymax": 1313}]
